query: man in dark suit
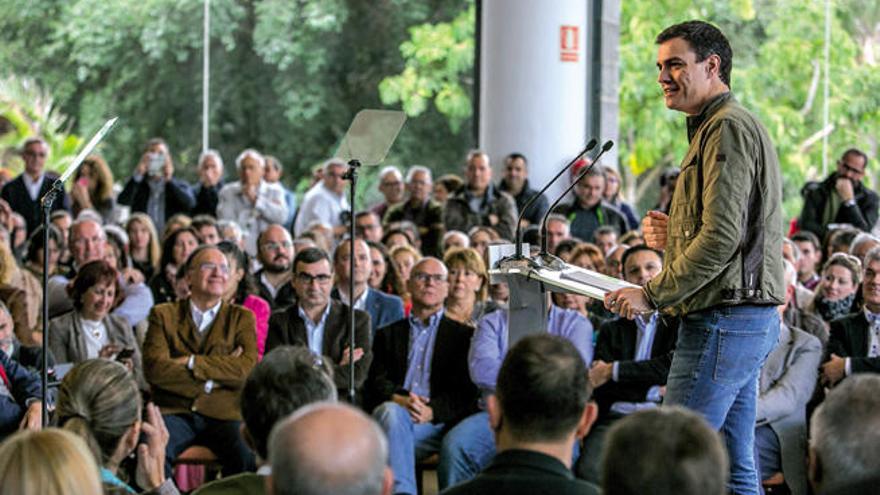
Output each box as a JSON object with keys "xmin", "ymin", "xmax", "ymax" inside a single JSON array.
[
  {"xmin": 142, "ymin": 245, "xmax": 258, "ymax": 477},
  {"xmin": 576, "ymin": 245, "xmax": 676, "ymax": 483},
  {"xmin": 0, "ymin": 137, "xmax": 69, "ymax": 236},
  {"xmin": 368, "ymin": 257, "xmax": 478, "ymax": 495},
  {"xmin": 265, "ymin": 247, "xmax": 372, "ymax": 398},
  {"xmin": 332, "ymin": 238, "xmax": 403, "ymax": 338},
  {"xmin": 821, "ymin": 246, "xmax": 880, "ymax": 386},
  {"xmin": 192, "ymin": 149, "xmax": 225, "ymax": 217},
  {"xmin": 117, "ymin": 138, "xmax": 195, "ymax": 234},
  {"xmin": 799, "ymin": 148, "xmax": 879, "ymax": 239},
  {"xmin": 254, "ymin": 224, "xmax": 297, "ymax": 310},
  {"xmin": 443, "ymin": 334, "xmax": 599, "ymax": 495}
]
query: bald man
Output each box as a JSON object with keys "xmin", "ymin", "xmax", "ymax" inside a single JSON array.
[{"xmin": 267, "ymin": 403, "xmax": 393, "ymax": 495}]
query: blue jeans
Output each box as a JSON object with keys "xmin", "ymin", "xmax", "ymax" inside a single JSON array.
[
  {"xmin": 373, "ymin": 402, "xmax": 446, "ymax": 495},
  {"xmin": 665, "ymin": 305, "xmax": 779, "ymax": 495}
]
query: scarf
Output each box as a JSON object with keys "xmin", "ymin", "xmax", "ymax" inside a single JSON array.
[{"xmin": 815, "ymin": 292, "xmax": 857, "ymax": 322}]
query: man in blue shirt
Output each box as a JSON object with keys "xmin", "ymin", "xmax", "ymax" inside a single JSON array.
[
  {"xmin": 367, "ymin": 257, "xmax": 478, "ymax": 495},
  {"xmin": 438, "ymin": 301, "xmax": 593, "ymax": 490}
]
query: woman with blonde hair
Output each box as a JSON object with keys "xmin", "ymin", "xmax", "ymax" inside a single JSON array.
[
  {"xmin": 71, "ymin": 154, "xmax": 117, "ymax": 222},
  {"xmin": 807, "ymin": 252, "xmax": 862, "ymax": 324},
  {"xmin": 0, "ymin": 239, "xmax": 39, "ymax": 345},
  {"xmin": 126, "ymin": 213, "xmax": 161, "ymax": 281},
  {"xmin": 0, "ymin": 428, "xmax": 103, "ymax": 495},
  {"xmin": 443, "ymin": 247, "xmax": 497, "ymax": 326},
  {"xmin": 56, "ymin": 359, "xmax": 177, "ymax": 494}
]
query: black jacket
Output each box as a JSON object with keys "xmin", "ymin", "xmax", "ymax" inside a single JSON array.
[
  {"xmin": 592, "ymin": 315, "xmax": 678, "ymax": 416},
  {"xmin": 0, "ymin": 173, "xmax": 69, "ymax": 236},
  {"xmin": 499, "ymin": 178, "xmax": 550, "ymax": 227},
  {"xmin": 365, "ymin": 315, "xmax": 478, "ymax": 426},
  {"xmin": 192, "ymin": 181, "xmax": 223, "ymax": 217},
  {"xmin": 827, "ymin": 312, "xmax": 880, "ymax": 374},
  {"xmin": 117, "ymin": 176, "xmax": 196, "ymax": 224},
  {"xmin": 799, "ymin": 173, "xmax": 879, "ymax": 239}
]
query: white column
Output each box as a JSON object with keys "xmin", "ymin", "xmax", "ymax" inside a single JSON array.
[{"xmin": 479, "ymin": 0, "xmax": 589, "ymax": 202}]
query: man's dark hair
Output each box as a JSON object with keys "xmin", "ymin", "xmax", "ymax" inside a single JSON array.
[
  {"xmin": 842, "ymin": 148, "xmax": 869, "ymax": 169},
  {"xmin": 504, "ymin": 152, "xmax": 528, "ymax": 167},
  {"xmin": 354, "ymin": 210, "xmax": 379, "ymax": 222},
  {"xmin": 26, "ymin": 224, "xmax": 64, "ymax": 264},
  {"xmin": 656, "ymin": 20, "xmax": 733, "ymax": 87},
  {"xmin": 554, "ymin": 238, "xmax": 581, "ymax": 258},
  {"xmin": 791, "ymin": 231, "xmax": 821, "ymax": 251},
  {"xmin": 620, "ymin": 244, "xmax": 664, "ymax": 273},
  {"xmin": 293, "ymin": 247, "xmax": 331, "ymax": 274},
  {"xmin": 240, "ymin": 346, "xmax": 336, "ymax": 459},
  {"xmin": 593, "ymin": 225, "xmax": 619, "ymax": 240},
  {"xmin": 602, "ymin": 407, "xmax": 728, "ymax": 495},
  {"xmin": 191, "ymin": 214, "xmax": 218, "ymax": 232},
  {"xmin": 496, "ymin": 334, "xmax": 590, "ymax": 442}
]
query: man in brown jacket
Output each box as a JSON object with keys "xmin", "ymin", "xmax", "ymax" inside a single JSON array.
[{"xmin": 143, "ymin": 245, "xmax": 258, "ymax": 477}]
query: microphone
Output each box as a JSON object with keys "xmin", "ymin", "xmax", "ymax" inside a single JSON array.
[
  {"xmin": 539, "ymin": 140, "xmax": 614, "ymax": 259},
  {"xmin": 512, "ymin": 139, "xmax": 598, "ymax": 259}
]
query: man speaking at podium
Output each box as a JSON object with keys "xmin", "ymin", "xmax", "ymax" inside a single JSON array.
[{"xmin": 604, "ymin": 21, "xmax": 783, "ymax": 495}]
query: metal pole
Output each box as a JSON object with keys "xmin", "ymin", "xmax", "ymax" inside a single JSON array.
[
  {"xmin": 40, "ymin": 200, "xmax": 50, "ymax": 427},
  {"xmin": 202, "ymin": 0, "xmax": 211, "ymax": 154},
  {"xmin": 822, "ymin": 0, "xmax": 831, "ymax": 176},
  {"xmin": 346, "ymin": 160, "xmax": 361, "ymax": 404}
]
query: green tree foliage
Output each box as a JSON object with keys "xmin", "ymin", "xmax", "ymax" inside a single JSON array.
[{"xmin": 0, "ymin": 0, "xmax": 472, "ymax": 207}]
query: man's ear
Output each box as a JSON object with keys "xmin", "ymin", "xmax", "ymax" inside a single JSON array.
[
  {"xmin": 576, "ymin": 402, "xmax": 599, "ymax": 440},
  {"xmin": 705, "ymin": 53, "xmax": 721, "ymax": 79},
  {"xmin": 487, "ymin": 394, "xmax": 502, "ymax": 432}
]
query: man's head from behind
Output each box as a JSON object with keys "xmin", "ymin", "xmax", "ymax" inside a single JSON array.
[
  {"xmin": 489, "ymin": 334, "xmax": 595, "ymax": 448},
  {"xmin": 268, "ymin": 402, "xmax": 392, "ymax": 495},
  {"xmin": 240, "ymin": 346, "xmax": 336, "ymax": 462},
  {"xmin": 602, "ymin": 406, "xmax": 728, "ymax": 495},
  {"xmin": 809, "ymin": 374, "xmax": 880, "ymax": 493}
]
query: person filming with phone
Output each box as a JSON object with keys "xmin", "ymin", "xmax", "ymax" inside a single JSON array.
[{"xmin": 118, "ymin": 138, "xmax": 196, "ymax": 234}]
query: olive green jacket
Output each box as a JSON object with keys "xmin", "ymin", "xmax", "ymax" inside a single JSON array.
[{"xmin": 644, "ymin": 93, "xmax": 784, "ymax": 316}]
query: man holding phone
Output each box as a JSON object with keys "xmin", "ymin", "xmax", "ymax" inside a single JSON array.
[{"xmin": 118, "ymin": 138, "xmax": 195, "ymax": 234}]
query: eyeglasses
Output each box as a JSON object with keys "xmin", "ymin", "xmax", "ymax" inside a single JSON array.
[
  {"xmin": 296, "ymin": 272, "xmax": 332, "ymax": 284},
  {"xmin": 412, "ymin": 273, "xmax": 447, "ymax": 285},
  {"xmin": 261, "ymin": 241, "xmax": 292, "ymax": 251},
  {"xmin": 198, "ymin": 262, "xmax": 230, "ymax": 274}
]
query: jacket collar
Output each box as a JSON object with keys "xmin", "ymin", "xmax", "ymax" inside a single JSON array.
[{"xmin": 686, "ymin": 92, "xmax": 733, "ymax": 143}]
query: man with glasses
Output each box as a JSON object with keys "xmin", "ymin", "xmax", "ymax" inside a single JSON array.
[
  {"xmin": 367, "ymin": 257, "xmax": 479, "ymax": 495},
  {"xmin": 142, "ymin": 245, "xmax": 259, "ymax": 477},
  {"xmin": 354, "ymin": 211, "xmax": 384, "ymax": 243},
  {"xmin": 265, "ymin": 247, "xmax": 372, "ymax": 399},
  {"xmin": 255, "ymin": 224, "xmax": 297, "ymax": 310},
  {"xmin": 294, "ymin": 159, "xmax": 350, "ymax": 238},
  {"xmin": 799, "ymin": 148, "xmax": 878, "ymax": 239},
  {"xmin": 331, "ymin": 238, "xmax": 403, "ymax": 339},
  {"xmin": 1, "ymin": 137, "xmax": 69, "ymax": 237},
  {"xmin": 386, "ymin": 166, "xmax": 446, "ymax": 257},
  {"xmin": 371, "ymin": 166, "xmax": 406, "ymax": 221}
]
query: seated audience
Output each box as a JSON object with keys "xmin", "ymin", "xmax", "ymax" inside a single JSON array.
[
  {"xmin": 70, "ymin": 155, "xmax": 116, "ymax": 222},
  {"xmin": 385, "ymin": 166, "xmax": 445, "ymax": 257},
  {"xmin": 792, "ymin": 231, "xmax": 823, "ymax": 290},
  {"xmin": 807, "ymin": 252, "xmax": 862, "ymax": 324},
  {"xmin": 48, "ymin": 260, "xmax": 144, "ymax": 386},
  {"xmin": 126, "ymin": 213, "xmax": 161, "ymax": 282},
  {"xmin": 332, "ymin": 238, "xmax": 403, "ymax": 339},
  {"xmin": 602, "ymin": 407, "xmax": 728, "ymax": 495},
  {"xmin": 0, "ymin": 240, "xmax": 38, "ymax": 344},
  {"xmin": 367, "ymin": 241, "xmax": 390, "ymax": 291},
  {"xmin": 798, "ymin": 148, "xmax": 878, "ymax": 239},
  {"xmin": 444, "ymin": 151, "xmax": 517, "ymax": 241},
  {"xmin": 217, "ymin": 149, "xmax": 288, "ymax": 256},
  {"xmin": 191, "ymin": 215, "xmax": 221, "ymax": 245},
  {"xmin": 443, "ymin": 335, "xmax": 599, "ymax": 495},
  {"xmin": 498, "ymin": 153, "xmax": 549, "ymax": 229},
  {"xmin": 0, "ymin": 339, "xmax": 41, "ymax": 440},
  {"xmin": 603, "ymin": 166, "xmax": 640, "ymax": 231},
  {"xmin": 576, "ymin": 246, "xmax": 675, "ymax": 483},
  {"xmin": 193, "ymin": 346, "xmax": 337, "ymax": 495},
  {"xmin": 142, "ymin": 245, "xmax": 258, "ymax": 477},
  {"xmin": 368, "ymin": 257, "xmax": 479, "ymax": 495},
  {"xmin": 553, "ymin": 161, "xmax": 627, "ymax": 245},
  {"xmin": 822, "ymin": 246, "xmax": 880, "ymax": 386},
  {"xmin": 443, "ymin": 247, "xmax": 496, "ymax": 327},
  {"xmin": 267, "ymin": 402, "xmax": 393, "ymax": 495},
  {"xmin": 149, "ymin": 226, "xmax": 199, "ymax": 305},
  {"xmin": 216, "ymin": 241, "xmax": 271, "ymax": 359},
  {"xmin": 265, "ymin": 248, "xmax": 372, "ymax": 398},
  {"xmin": 809, "ymin": 375, "xmax": 880, "ymax": 494},
  {"xmin": 783, "ymin": 238, "xmax": 815, "ymax": 310},
  {"xmin": 390, "ymin": 244, "xmax": 421, "ymax": 290},
  {"xmin": 50, "ymin": 209, "xmax": 74, "ymax": 270},
  {"xmin": 0, "ymin": 428, "xmax": 103, "ymax": 495},
  {"xmin": 192, "ymin": 149, "xmax": 225, "ymax": 218},
  {"xmin": 254, "ymin": 225, "xmax": 297, "ymax": 310},
  {"xmin": 56, "ymin": 359, "xmax": 177, "ymax": 494}
]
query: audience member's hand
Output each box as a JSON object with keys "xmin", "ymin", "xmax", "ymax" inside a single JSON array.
[
  {"xmin": 134, "ymin": 153, "xmax": 150, "ymax": 177},
  {"xmin": 230, "ymin": 346, "xmax": 243, "ymax": 358},
  {"xmin": 821, "ymin": 354, "xmax": 846, "ymax": 386},
  {"xmin": 136, "ymin": 403, "xmax": 169, "ymax": 490},
  {"xmin": 642, "ymin": 211, "xmax": 668, "ymax": 250},
  {"xmin": 121, "ymin": 267, "xmax": 145, "ymax": 285},
  {"xmin": 605, "ymin": 287, "xmax": 653, "ymax": 320},
  {"xmin": 589, "ymin": 361, "xmax": 613, "ymax": 388},
  {"xmin": 340, "ymin": 346, "xmax": 364, "ymax": 366},
  {"xmin": 407, "ymin": 393, "xmax": 433, "ymax": 424},
  {"xmin": 19, "ymin": 401, "xmax": 42, "ymax": 431},
  {"xmin": 835, "ymin": 177, "xmax": 855, "ymax": 202},
  {"xmin": 98, "ymin": 344, "xmax": 123, "ymax": 359},
  {"xmin": 71, "ymin": 182, "xmax": 91, "ymax": 208}
]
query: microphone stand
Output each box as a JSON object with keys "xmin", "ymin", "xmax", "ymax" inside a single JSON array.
[
  {"xmin": 38, "ymin": 180, "xmax": 65, "ymax": 427},
  {"xmin": 537, "ymin": 140, "xmax": 615, "ymax": 265},
  {"xmin": 512, "ymin": 139, "xmax": 597, "ymax": 260},
  {"xmin": 342, "ymin": 159, "xmax": 360, "ymax": 404}
]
